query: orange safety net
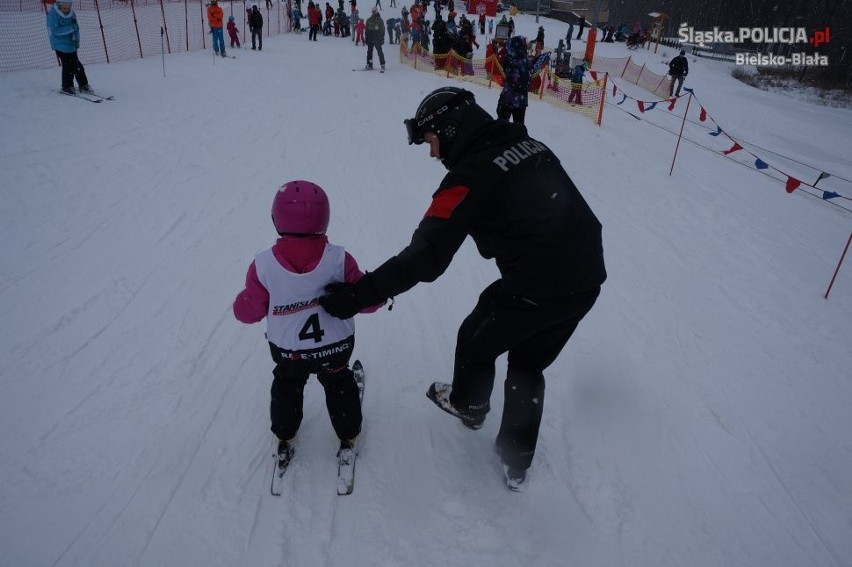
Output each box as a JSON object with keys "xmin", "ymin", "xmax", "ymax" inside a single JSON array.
[{"xmin": 400, "ymin": 40, "xmax": 606, "ymax": 125}]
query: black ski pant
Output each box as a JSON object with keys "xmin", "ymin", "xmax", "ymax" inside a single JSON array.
[
  {"xmin": 56, "ymin": 50, "xmax": 88, "ymax": 90},
  {"xmin": 251, "ymin": 27, "xmax": 263, "ymax": 49},
  {"xmin": 449, "ymin": 281, "xmax": 600, "ymax": 470},
  {"xmin": 268, "ymin": 341, "xmax": 361, "ymax": 442},
  {"xmin": 496, "ymin": 100, "xmax": 526, "ymax": 125},
  {"xmin": 367, "ymin": 42, "xmax": 385, "ymax": 66}
]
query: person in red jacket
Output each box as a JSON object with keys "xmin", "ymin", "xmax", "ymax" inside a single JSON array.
[
  {"xmin": 226, "ymin": 15, "xmax": 240, "ymax": 48},
  {"xmin": 307, "ymin": 1, "xmax": 322, "ymax": 40},
  {"xmin": 354, "ymin": 17, "xmax": 365, "ymax": 45},
  {"xmin": 233, "ymin": 181, "xmax": 381, "ymax": 471}
]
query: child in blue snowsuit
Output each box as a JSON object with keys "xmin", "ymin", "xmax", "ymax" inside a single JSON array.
[
  {"xmin": 568, "ymin": 60, "xmax": 588, "ymax": 105},
  {"xmin": 46, "ymin": 0, "xmax": 90, "ymax": 94}
]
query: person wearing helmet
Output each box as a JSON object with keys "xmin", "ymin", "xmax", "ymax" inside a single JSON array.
[
  {"xmin": 320, "ymin": 87, "xmax": 606, "ymax": 490},
  {"xmin": 207, "ymin": 0, "xmax": 226, "ymax": 57},
  {"xmin": 233, "ymin": 181, "xmax": 381, "ymax": 472},
  {"xmin": 46, "ymin": 0, "xmax": 91, "ymax": 95},
  {"xmin": 226, "ymin": 15, "xmax": 241, "ymax": 49},
  {"xmin": 364, "ymin": 7, "xmax": 385, "ymax": 71},
  {"xmin": 567, "ymin": 59, "xmax": 589, "ymax": 105}
]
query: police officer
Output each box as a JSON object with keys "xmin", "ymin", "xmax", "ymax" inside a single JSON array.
[{"xmin": 319, "ymin": 87, "xmax": 606, "ymax": 490}]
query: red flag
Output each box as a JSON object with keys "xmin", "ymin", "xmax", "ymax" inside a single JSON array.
[
  {"xmin": 699, "ymin": 107, "xmax": 707, "ymax": 122},
  {"xmin": 612, "ymin": 84, "xmax": 617, "ymax": 96},
  {"xmin": 785, "ymin": 177, "xmax": 801, "ymax": 194},
  {"xmin": 723, "ymin": 142, "xmax": 743, "ymax": 155},
  {"xmin": 667, "ymin": 98, "xmax": 676, "ymax": 111},
  {"xmin": 638, "ymin": 101, "xmax": 645, "ymax": 113}
]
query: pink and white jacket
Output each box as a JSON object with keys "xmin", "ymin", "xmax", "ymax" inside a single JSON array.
[{"xmin": 233, "ymin": 234, "xmax": 380, "ymax": 324}]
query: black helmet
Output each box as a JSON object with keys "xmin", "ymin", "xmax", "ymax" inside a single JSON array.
[
  {"xmin": 404, "ymin": 86, "xmax": 477, "ymax": 147},
  {"xmin": 404, "ymin": 86, "xmax": 493, "ymax": 166}
]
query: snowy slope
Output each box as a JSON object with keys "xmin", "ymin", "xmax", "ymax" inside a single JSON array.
[{"xmin": 1, "ymin": 11, "xmax": 852, "ymax": 567}]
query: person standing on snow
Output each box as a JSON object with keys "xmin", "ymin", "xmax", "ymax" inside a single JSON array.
[
  {"xmin": 233, "ymin": 181, "xmax": 381, "ymax": 472},
  {"xmin": 668, "ymin": 49, "xmax": 689, "ymax": 97},
  {"xmin": 567, "ymin": 59, "xmax": 588, "ymax": 105},
  {"xmin": 496, "ymin": 35, "xmax": 532, "ymax": 124},
  {"xmin": 249, "ymin": 5, "xmax": 264, "ymax": 50},
  {"xmin": 364, "ymin": 7, "xmax": 386, "ymax": 71},
  {"xmin": 207, "ymin": 0, "xmax": 227, "ymax": 57},
  {"xmin": 307, "ymin": 1, "xmax": 322, "ymax": 40},
  {"xmin": 319, "ymin": 87, "xmax": 606, "ymax": 491},
  {"xmin": 46, "ymin": 0, "xmax": 91, "ymax": 94},
  {"xmin": 227, "ymin": 15, "xmax": 241, "ymax": 48}
]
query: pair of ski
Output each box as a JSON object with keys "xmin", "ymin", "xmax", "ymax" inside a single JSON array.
[
  {"xmin": 58, "ymin": 88, "xmax": 114, "ymax": 103},
  {"xmin": 352, "ymin": 66, "xmax": 385, "ymax": 73},
  {"xmin": 270, "ymin": 360, "xmax": 365, "ymax": 496}
]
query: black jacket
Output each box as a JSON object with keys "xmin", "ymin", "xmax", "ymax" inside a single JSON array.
[
  {"xmin": 669, "ymin": 55, "xmax": 688, "ymax": 76},
  {"xmin": 249, "ymin": 8, "xmax": 263, "ymax": 28},
  {"xmin": 365, "ymin": 13, "xmax": 384, "ymax": 45},
  {"xmin": 358, "ymin": 119, "xmax": 606, "ymax": 304}
]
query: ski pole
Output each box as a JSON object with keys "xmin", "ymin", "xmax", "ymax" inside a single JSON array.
[
  {"xmin": 161, "ymin": 26, "xmax": 166, "ymax": 77},
  {"xmin": 824, "ymin": 231, "xmax": 851, "ymax": 300}
]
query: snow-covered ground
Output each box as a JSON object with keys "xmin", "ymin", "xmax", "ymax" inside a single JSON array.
[{"xmin": 1, "ymin": 9, "xmax": 851, "ymax": 567}]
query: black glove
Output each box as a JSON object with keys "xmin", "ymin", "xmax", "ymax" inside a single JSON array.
[{"xmin": 319, "ymin": 282, "xmax": 362, "ymax": 319}]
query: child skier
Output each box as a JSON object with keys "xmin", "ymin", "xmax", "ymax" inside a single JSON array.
[
  {"xmin": 233, "ymin": 181, "xmax": 380, "ymax": 471},
  {"xmin": 568, "ymin": 59, "xmax": 589, "ymax": 105},
  {"xmin": 227, "ymin": 15, "xmax": 241, "ymax": 48},
  {"xmin": 354, "ymin": 17, "xmax": 366, "ymax": 45}
]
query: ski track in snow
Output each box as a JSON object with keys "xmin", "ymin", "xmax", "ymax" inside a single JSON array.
[{"xmin": 2, "ymin": 11, "xmax": 852, "ymax": 567}]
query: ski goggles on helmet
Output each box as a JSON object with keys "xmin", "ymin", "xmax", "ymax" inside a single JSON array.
[{"xmin": 404, "ymin": 89, "xmax": 475, "ymax": 145}]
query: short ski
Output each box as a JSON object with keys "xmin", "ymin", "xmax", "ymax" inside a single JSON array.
[
  {"xmin": 337, "ymin": 360, "xmax": 365, "ymax": 495},
  {"xmin": 84, "ymin": 90, "xmax": 114, "ymax": 101},
  {"xmin": 58, "ymin": 89, "xmax": 102, "ymax": 103},
  {"xmin": 270, "ymin": 441, "xmax": 294, "ymax": 496}
]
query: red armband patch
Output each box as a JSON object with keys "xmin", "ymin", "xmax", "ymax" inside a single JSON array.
[{"xmin": 424, "ymin": 186, "xmax": 469, "ymax": 219}]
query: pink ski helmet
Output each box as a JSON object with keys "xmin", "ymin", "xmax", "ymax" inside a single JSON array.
[{"xmin": 271, "ymin": 180, "xmax": 330, "ymax": 235}]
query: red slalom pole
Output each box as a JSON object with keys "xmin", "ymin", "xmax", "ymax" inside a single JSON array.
[
  {"xmin": 669, "ymin": 91, "xmax": 691, "ymax": 176},
  {"xmin": 824, "ymin": 231, "xmax": 852, "ymax": 299}
]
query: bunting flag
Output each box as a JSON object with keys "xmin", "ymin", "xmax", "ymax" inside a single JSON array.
[
  {"xmin": 755, "ymin": 158, "xmax": 768, "ymax": 170},
  {"xmin": 645, "ymin": 102, "xmax": 658, "ymax": 111},
  {"xmin": 683, "ymin": 87, "xmax": 694, "ymax": 94},
  {"xmin": 709, "ymin": 125, "xmax": 722, "ymax": 136},
  {"xmin": 590, "ymin": 71, "xmax": 598, "ymax": 81},
  {"xmin": 617, "ymin": 93, "xmax": 627, "ymax": 105},
  {"xmin": 667, "ymin": 98, "xmax": 677, "ymax": 111},
  {"xmin": 822, "ymin": 191, "xmax": 840, "ymax": 200},
  {"xmin": 785, "ymin": 176, "xmax": 801, "ymax": 194},
  {"xmin": 699, "ymin": 107, "xmax": 707, "ymax": 122},
  {"xmin": 814, "ymin": 171, "xmax": 831, "ymax": 186},
  {"xmin": 638, "ymin": 100, "xmax": 645, "ymax": 113},
  {"xmin": 723, "ymin": 142, "xmax": 743, "ymax": 155},
  {"xmin": 612, "ymin": 84, "xmax": 617, "ymax": 97}
]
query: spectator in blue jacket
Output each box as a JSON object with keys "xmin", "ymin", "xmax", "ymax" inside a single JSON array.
[
  {"xmin": 46, "ymin": 0, "xmax": 90, "ymax": 94},
  {"xmin": 496, "ymin": 35, "xmax": 531, "ymax": 124}
]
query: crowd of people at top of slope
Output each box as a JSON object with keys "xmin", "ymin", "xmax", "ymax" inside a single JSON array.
[{"xmin": 282, "ymin": 0, "xmax": 493, "ymax": 58}]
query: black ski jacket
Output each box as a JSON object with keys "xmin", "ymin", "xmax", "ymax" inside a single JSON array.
[
  {"xmin": 358, "ymin": 120, "xmax": 606, "ymax": 304},
  {"xmin": 669, "ymin": 55, "xmax": 688, "ymax": 76}
]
